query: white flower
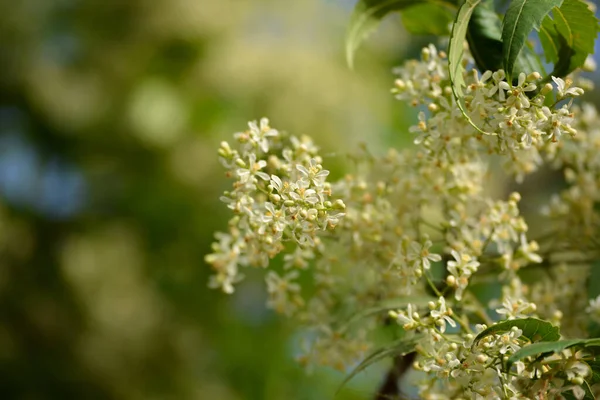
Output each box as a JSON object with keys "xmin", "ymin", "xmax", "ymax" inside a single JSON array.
[
  {"xmin": 495, "ymin": 296, "xmax": 536, "ymax": 319},
  {"xmin": 296, "ymin": 158, "xmax": 330, "ymax": 188},
  {"xmin": 516, "ymin": 234, "xmax": 542, "ymax": 264},
  {"xmin": 552, "ymin": 76, "xmax": 584, "ymax": 99},
  {"xmin": 447, "ymin": 250, "xmax": 479, "ymax": 300},
  {"xmin": 430, "ymin": 297, "xmax": 456, "ymax": 333},
  {"xmin": 586, "ymin": 295, "xmax": 600, "ymax": 323},
  {"xmin": 265, "ymin": 270, "xmax": 303, "ymax": 315},
  {"xmin": 407, "ymin": 236, "xmax": 442, "ymax": 270},
  {"xmin": 390, "ymin": 303, "xmax": 420, "ymax": 330},
  {"xmin": 505, "ymin": 72, "xmax": 537, "ymax": 109},
  {"xmin": 485, "ymin": 69, "xmax": 508, "ymax": 101},
  {"xmin": 248, "ymin": 117, "xmax": 279, "ymax": 153},
  {"xmin": 498, "ymin": 326, "xmax": 523, "ymax": 354},
  {"xmin": 236, "ymin": 153, "xmax": 269, "ymax": 183}
]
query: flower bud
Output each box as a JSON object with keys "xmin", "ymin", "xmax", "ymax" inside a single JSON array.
[
  {"xmin": 428, "ymin": 103, "xmax": 439, "ymax": 113},
  {"xmin": 333, "ymin": 199, "xmax": 346, "ymax": 210},
  {"xmin": 570, "ymin": 376, "xmax": 584, "ymax": 385},
  {"xmin": 540, "ymin": 83, "xmax": 553, "ymax": 96},
  {"xmin": 394, "ymin": 79, "xmax": 406, "ymax": 90}
]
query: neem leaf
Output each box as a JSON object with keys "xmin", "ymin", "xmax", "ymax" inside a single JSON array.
[
  {"xmin": 468, "ymin": 0, "xmax": 546, "ymax": 79},
  {"xmin": 338, "ymin": 335, "xmax": 421, "ymax": 391},
  {"xmin": 502, "ymin": 0, "xmax": 563, "ymax": 80},
  {"xmin": 346, "ymin": 0, "xmax": 457, "ymax": 68},
  {"xmin": 400, "ymin": 2, "xmax": 455, "ymax": 35},
  {"xmin": 466, "ymin": 0, "xmax": 504, "ymax": 73},
  {"xmin": 540, "ymin": 13, "xmax": 561, "ymax": 63},
  {"xmin": 473, "ymin": 318, "xmax": 561, "ymax": 346},
  {"xmin": 506, "ymin": 338, "xmax": 600, "ymax": 371},
  {"xmin": 448, "ymin": 0, "xmax": 494, "ymax": 135},
  {"xmin": 549, "ymin": 0, "xmax": 599, "ymax": 77},
  {"xmin": 449, "ymin": 0, "xmax": 480, "ymax": 99}
]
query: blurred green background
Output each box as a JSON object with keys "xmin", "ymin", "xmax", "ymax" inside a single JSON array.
[
  {"xmin": 3, "ymin": 1, "xmax": 599, "ymax": 399},
  {"xmin": 0, "ymin": 1, "xmax": 426, "ymax": 399}
]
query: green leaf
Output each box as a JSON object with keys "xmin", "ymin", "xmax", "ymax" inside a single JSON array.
[
  {"xmin": 466, "ymin": 0, "xmax": 504, "ymax": 73},
  {"xmin": 506, "ymin": 338, "xmax": 600, "ymax": 371},
  {"xmin": 549, "ymin": 0, "xmax": 600, "ymax": 77},
  {"xmin": 338, "ymin": 335, "xmax": 420, "ymax": 391},
  {"xmin": 400, "ymin": 3, "xmax": 454, "ymax": 35},
  {"xmin": 467, "ymin": 0, "xmax": 546, "ymax": 78},
  {"xmin": 448, "ymin": 0, "xmax": 495, "ymax": 135},
  {"xmin": 538, "ymin": 0, "xmax": 599, "ymax": 80},
  {"xmin": 449, "ymin": 0, "xmax": 480, "ymax": 100},
  {"xmin": 345, "ymin": 0, "xmax": 457, "ymax": 68},
  {"xmin": 501, "ymin": 0, "xmax": 563, "ymax": 80},
  {"xmin": 473, "ymin": 318, "xmax": 561, "ymax": 346},
  {"xmin": 540, "ymin": 13, "xmax": 561, "ymax": 63}
]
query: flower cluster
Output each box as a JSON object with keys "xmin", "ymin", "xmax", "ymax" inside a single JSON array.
[
  {"xmin": 205, "ymin": 118, "xmax": 345, "ymax": 302},
  {"xmin": 208, "ymin": 42, "xmax": 600, "ymax": 398},
  {"xmin": 393, "ymin": 45, "xmax": 583, "ymax": 183}
]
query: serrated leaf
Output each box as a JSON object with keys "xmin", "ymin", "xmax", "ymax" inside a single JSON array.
[
  {"xmin": 400, "ymin": 3, "xmax": 454, "ymax": 35},
  {"xmin": 506, "ymin": 338, "xmax": 600, "ymax": 371},
  {"xmin": 502, "ymin": 0, "xmax": 563, "ymax": 80},
  {"xmin": 338, "ymin": 335, "xmax": 421, "ymax": 392},
  {"xmin": 540, "ymin": 14, "xmax": 561, "ymax": 63},
  {"xmin": 552, "ymin": 0, "xmax": 598, "ymax": 77},
  {"xmin": 550, "ymin": 0, "xmax": 600, "ymax": 77},
  {"xmin": 346, "ymin": 0, "xmax": 457, "ymax": 68},
  {"xmin": 473, "ymin": 318, "xmax": 561, "ymax": 346},
  {"xmin": 467, "ymin": 0, "xmax": 546, "ymax": 80}
]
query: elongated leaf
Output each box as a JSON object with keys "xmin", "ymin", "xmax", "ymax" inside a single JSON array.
[
  {"xmin": 473, "ymin": 318, "xmax": 561, "ymax": 347},
  {"xmin": 449, "ymin": 0, "xmax": 480, "ymax": 99},
  {"xmin": 506, "ymin": 338, "xmax": 600, "ymax": 371},
  {"xmin": 338, "ymin": 335, "xmax": 421, "ymax": 391},
  {"xmin": 466, "ymin": 0, "xmax": 504, "ymax": 73},
  {"xmin": 502, "ymin": 0, "xmax": 563, "ymax": 80},
  {"xmin": 467, "ymin": 0, "xmax": 546, "ymax": 81},
  {"xmin": 540, "ymin": 14, "xmax": 561, "ymax": 63},
  {"xmin": 550, "ymin": 0, "xmax": 599, "ymax": 77},
  {"xmin": 448, "ymin": 0, "xmax": 494, "ymax": 135},
  {"xmin": 346, "ymin": 0, "xmax": 457, "ymax": 68}
]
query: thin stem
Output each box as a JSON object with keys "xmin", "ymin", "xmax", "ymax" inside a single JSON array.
[{"xmin": 424, "ymin": 272, "xmax": 442, "ymax": 297}]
